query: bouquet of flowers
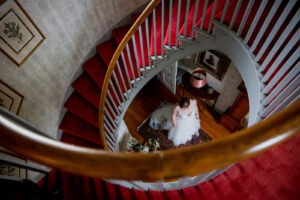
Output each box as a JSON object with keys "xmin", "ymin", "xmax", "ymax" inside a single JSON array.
[{"xmin": 128, "ymin": 137, "xmax": 160, "ymax": 153}]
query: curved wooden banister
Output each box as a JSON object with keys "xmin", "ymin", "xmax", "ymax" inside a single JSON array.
[
  {"xmin": 99, "ymin": 0, "xmax": 161, "ymax": 150},
  {"xmin": 1, "ymin": 99, "xmax": 299, "ymax": 181}
]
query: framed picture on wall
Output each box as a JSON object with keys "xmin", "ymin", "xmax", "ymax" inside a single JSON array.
[
  {"xmin": 0, "ymin": 79, "xmax": 23, "ymax": 114},
  {"xmin": 195, "ymin": 50, "xmax": 231, "ymax": 81},
  {"xmin": 0, "ymin": 0, "xmax": 45, "ymax": 66}
]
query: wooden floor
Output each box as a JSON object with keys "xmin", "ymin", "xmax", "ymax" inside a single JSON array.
[{"xmin": 124, "ymin": 77, "xmax": 231, "ymax": 141}]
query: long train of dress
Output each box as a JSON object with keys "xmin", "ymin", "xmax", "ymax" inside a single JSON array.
[{"xmin": 149, "ymin": 102, "xmax": 200, "ymax": 146}]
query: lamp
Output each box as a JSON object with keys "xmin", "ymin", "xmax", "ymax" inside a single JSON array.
[{"xmin": 190, "ymin": 68, "xmax": 207, "ymax": 88}]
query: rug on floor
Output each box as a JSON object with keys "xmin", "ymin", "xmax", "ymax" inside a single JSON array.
[{"xmin": 137, "ymin": 102, "xmax": 212, "ymax": 150}]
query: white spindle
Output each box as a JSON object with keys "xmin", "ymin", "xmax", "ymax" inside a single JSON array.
[
  {"xmin": 112, "ymin": 70, "xmax": 126, "ymax": 101},
  {"xmin": 104, "ymin": 124, "xmax": 116, "ymax": 144},
  {"xmin": 250, "ymin": 0, "xmax": 281, "ymax": 52},
  {"xmin": 200, "ymin": 0, "xmax": 208, "ymax": 30},
  {"xmin": 107, "ymin": 90, "xmax": 121, "ymax": 115},
  {"xmin": 183, "ymin": 0, "xmax": 190, "ymax": 36},
  {"xmin": 104, "ymin": 116, "xmax": 115, "ymax": 133},
  {"xmin": 237, "ymin": 0, "xmax": 254, "ymax": 36},
  {"xmin": 125, "ymin": 44, "xmax": 136, "ymax": 80},
  {"xmin": 191, "ymin": 0, "xmax": 200, "ymax": 37},
  {"xmin": 267, "ymin": 85, "xmax": 300, "ymax": 118},
  {"xmin": 262, "ymin": 29, "xmax": 300, "ymax": 82},
  {"xmin": 220, "ymin": 0, "xmax": 230, "ymax": 24},
  {"xmin": 229, "ymin": 0, "xmax": 242, "ymax": 30},
  {"xmin": 208, "ymin": 0, "xmax": 218, "ymax": 33},
  {"xmin": 138, "ymin": 26, "xmax": 146, "ymax": 70},
  {"xmin": 116, "ymin": 60, "xmax": 130, "ymax": 93},
  {"xmin": 120, "ymin": 53, "xmax": 133, "ymax": 88},
  {"xmin": 244, "ymin": 0, "xmax": 268, "ymax": 44},
  {"xmin": 263, "ymin": 62, "xmax": 300, "ymax": 106},
  {"xmin": 145, "ymin": 17, "xmax": 152, "ymax": 67},
  {"xmin": 156, "ymin": 181, "xmax": 165, "ymax": 191},
  {"xmin": 153, "ymin": 8, "xmax": 157, "ymax": 56},
  {"xmin": 176, "ymin": 0, "xmax": 182, "ymax": 46},
  {"xmin": 109, "ymin": 80, "xmax": 122, "ymax": 107},
  {"xmin": 161, "ymin": 0, "xmax": 165, "ymax": 54},
  {"xmin": 259, "ymin": 15, "xmax": 300, "ymax": 72},
  {"xmin": 104, "ymin": 106, "xmax": 117, "ymax": 127},
  {"xmin": 263, "ymin": 50, "xmax": 300, "ymax": 94},
  {"xmin": 105, "ymin": 98, "xmax": 118, "ymax": 119},
  {"xmin": 131, "ymin": 34, "xmax": 142, "ymax": 79},
  {"xmin": 256, "ymin": 1, "xmax": 297, "ymax": 62},
  {"xmin": 260, "ymin": 76, "xmax": 300, "ymax": 118},
  {"xmin": 177, "ymin": 177, "xmax": 189, "ymax": 189},
  {"xmin": 168, "ymin": 0, "xmax": 173, "ymax": 46}
]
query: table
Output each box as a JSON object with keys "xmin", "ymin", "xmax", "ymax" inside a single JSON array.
[{"xmin": 181, "ymin": 73, "xmax": 220, "ymax": 112}]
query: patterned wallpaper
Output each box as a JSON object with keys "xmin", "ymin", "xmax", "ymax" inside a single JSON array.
[{"xmin": 0, "ymin": 0, "xmax": 148, "ymax": 138}]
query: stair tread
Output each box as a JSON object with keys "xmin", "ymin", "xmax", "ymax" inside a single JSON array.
[
  {"xmin": 133, "ymin": 189, "xmax": 148, "ymax": 200},
  {"xmin": 96, "ymin": 39, "xmax": 118, "ymax": 67},
  {"xmin": 64, "ymin": 91, "xmax": 99, "ymax": 127},
  {"xmin": 72, "ymin": 73, "xmax": 101, "ymax": 108},
  {"xmin": 148, "ymin": 190, "xmax": 165, "ymax": 200},
  {"xmin": 59, "ymin": 112, "xmax": 102, "ymax": 145},
  {"xmin": 118, "ymin": 186, "xmax": 133, "ymax": 200},
  {"xmin": 165, "ymin": 190, "xmax": 183, "ymax": 200},
  {"xmin": 82, "ymin": 55, "xmax": 107, "ymax": 88},
  {"xmin": 60, "ymin": 132, "xmax": 102, "ymax": 149},
  {"xmin": 113, "ymin": 25, "xmax": 141, "ymax": 80},
  {"xmin": 104, "ymin": 181, "xmax": 119, "ymax": 200}
]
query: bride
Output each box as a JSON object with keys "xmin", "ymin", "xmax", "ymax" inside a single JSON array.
[{"xmin": 149, "ymin": 97, "xmax": 200, "ymax": 146}]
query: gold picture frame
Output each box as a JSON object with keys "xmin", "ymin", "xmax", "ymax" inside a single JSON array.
[{"xmin": 0, "ymin": 0, "xmax": 45, "ymax": 66}]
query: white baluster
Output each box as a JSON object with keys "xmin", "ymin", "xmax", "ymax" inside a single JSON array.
[
  {"xmin": 220, "ymin": 0, "xmax": 230, "ymax": 24},
  {"xmin": 200, "ymin": 0, "xmax": 209, "ymax": 30},
  {"xmin": 262, "ymin": 28, "xmax": 300, "ymax": 82},
  {"xmin": 120, "ymin": 53, "xmax": 133, "ymax": 88},
  {"xmin": 237, "ymin": 0, "xmax": 254, "ymax": 36},
  {"xmin": 131, "ymin": 34, "xmax": 142, "ymax": 79},
  {"xmin": 229, "ymin": 0, "xmax": 242, "ymax": 30},
  {"xmin": 244, "ymin": 0, "xmax": 268, "ymax": 44},
  {"xmin": 256, "ymin": 1, "xmax": 297, "ymax": 62},
  {"xmin": 153, "ymin": 8, "xmax": 157, "ymax": 56},
  {"xmin": 176, "ymin": 0, "xmax": 182, "ymax": 46},
  {"xmin": 183, "ymin": 0, "xmax": 190, "ymax": 36},
  {"xmin": 191, "ymin": 0, "xmax": 200, "ymax": 37},
  {"xmin": 208, "ymin": 0, "xmax": 218, "ymax": 33},
  {"xmin": 250, "ymin": 0, "xmax": 281, "ymax": 52},
  {"xmin": 168, "ymin": 0, "xmax": 173, "ymax": 46}
]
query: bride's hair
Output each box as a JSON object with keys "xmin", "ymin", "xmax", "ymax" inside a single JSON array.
[{"xmin": 179, "ymin": 97, "xmax": 190, "ymax": 108}]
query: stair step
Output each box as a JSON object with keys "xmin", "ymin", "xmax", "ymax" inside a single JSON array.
[
  {"xmin": 59, "ymin": 112, "xmax": 102, "ymax": 145},
  {"xmin": 82, "ymin": 55, "xmax": 107, "ymax": 88},
  {"xmin": 133, "ymin": 189, "xmax": 148, "ymax": 200},
  {"xmin": 64, "ymin": 91, "xmax": 99, "ymax": 127},
  {"xmin": 60, "ymin": 171, "xmax": 74, "ymax": 200},
  {"xmin": 60, "ymin": 132, "xmax": 102, "ymax": 148},
  {"xmin": 72, "ymin": 73, "xmax": 100, "ymax": 108},
  {"xmin": 104, "ymin": 181, "xmax": 119, "ymax": 200},
  {"xmin": 148, "ymin": 190, "xmax": 165, "ymax": 200},
  {"xmin": 166, "ymin": 190, "xmax": 183, "ymax": 200},
  {"xmin": 182, "ymin": 186, "xmax": 201, "ymax": 199},
  {"xmin": 118, "ymin": 185, "xmax": 133, "ymax": 200},
  {"xmin": 92, "ymin": 179, "xmax": 105, "ymax": 199},
  {"xmin": 113, "ymin": 25, "xmax": 141, "ymax": 80},
  {"xmin": 96, "ymin": 39, "xmax": 118, "ymax": 68}
]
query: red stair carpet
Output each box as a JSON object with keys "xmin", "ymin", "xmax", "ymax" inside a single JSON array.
[{"xmin": 52, "ymin": 0, "xmax": 300, "ymax": 199}]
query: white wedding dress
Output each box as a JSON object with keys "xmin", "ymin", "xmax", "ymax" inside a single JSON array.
[{"xmin": 149, "ymin": 102, "xmax": 200, "ymax": 146}]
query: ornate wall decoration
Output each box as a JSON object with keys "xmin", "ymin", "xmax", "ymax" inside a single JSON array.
[{"xmin": 0, "ymin": 0, "xmax": 45, "ymax": 66}]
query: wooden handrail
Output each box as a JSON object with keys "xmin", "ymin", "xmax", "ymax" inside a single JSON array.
[
  {"xmin": 1, "ymin": 99, "xmax": 299, "ymax": 181},
  {"xmin": 99, "ymin": 0, "xmax": 161, "ymax": 150}
]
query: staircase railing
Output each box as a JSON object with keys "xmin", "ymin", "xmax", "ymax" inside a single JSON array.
[
  {"xmin": 99, "ymin": 0, "xmax": 300, "ymax": 150},
  {"xmin": 0, "ymin": 0, "xmax": 299, "ymax": 182},
  {"xmin": 0, "ymin": 99, "xmax": 299, "ymax": 181}
]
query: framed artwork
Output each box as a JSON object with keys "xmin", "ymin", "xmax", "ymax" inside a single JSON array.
[
  {"xmin": 0, "ymin": 79, "xmax": 23, "ymax": 114},
  {"xmin": 0, "ymin": 0, "xmax": 45, "ymax": 66},
  {"xmin": 195, "ymin": 50, "xmax": 231, "ymax": 81}
]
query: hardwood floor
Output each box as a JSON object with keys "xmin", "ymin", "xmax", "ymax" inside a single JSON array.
[{"xmin": 124, "ymin": 77, "xmax": 231, "ymax": 141}]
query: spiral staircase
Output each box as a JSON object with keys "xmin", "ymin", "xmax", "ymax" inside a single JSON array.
[{"xmin": 0, "ymin": 0, "xmax": 300, "ymax": 199}]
